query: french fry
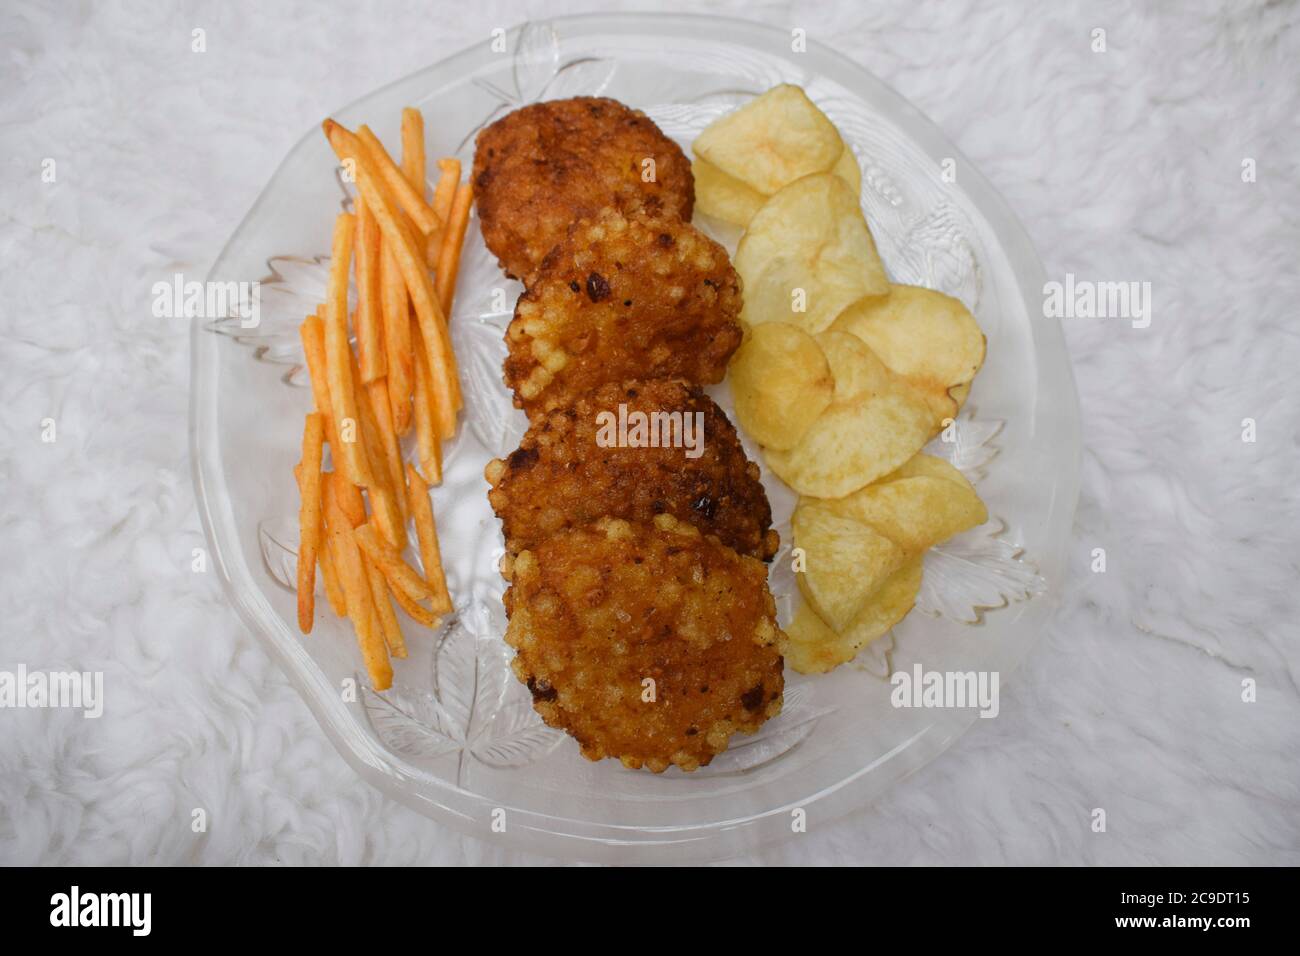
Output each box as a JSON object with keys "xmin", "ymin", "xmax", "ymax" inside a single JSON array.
[
  {"xmin": 365, "ymin": 469, "xmax": 404, "ymax": 552},
  {"xmin": 400, "ymin": 108, "xmax": 427, "ymax": 194},
  {"xmin": 389, "ymin": 578, "xmax": 441, "ymax": 627},
  {"xmin": 435, "ymin": 181, "xmax": 474, "ymax": 318},
  {"xmin": 355, "ymin": 123, "xmax": 442, "ymax": 238},
  {"xmin": 358, "ymin": 400, "xmax": 403, "ymax": 548},
  {"xmin": 365, "ymin": 377, "xmax": 407, "ymax": 523},
  {"xmin": 371, "ymin": 116, "xmax": 419, "ymax": 387},
  {"xmin": 324, "ymin": 213, "xmax": 375, "ymax": 487},
  {"xmin": 354, "ymin": 197, "xmax": 386, "ymax": 383},
  {"xmin": 324, "ymin": 120, "xmax": 429, "ymax": 270},
  {"xmin": 322, "ymin": 119, "xmax": 460, "ymax": 429},
  {"xmin": 353, "ymin": 349, "xmax": 405, "ymax": 551},
  {"xmin": 299, "ymin": 312, "xmax": 340, "ymax": 452},
  {"xmin": 324, "ymin": 475, "xmax": 392, "ymax": 691},
  {"xmin": 296, "ymin": 461, "xmax": 345, "ymax": 616},
  {"xmin": 353, "ymin": 523, "xmax": 434, "ymax": 604},
  {"xmin": 324, "ymin": 523, "xmax": 352, "ymax": 618},
  {"xmin": 316, "ymin": 519, "xmax": 347, "ymax": 616},
  {"xmin": 364, "ymin": 557, "xmax": 408, "ymax": 659},
  {"xmin": 288, "ymin": 111, "xmax": 466, "ymax": 671},
  {"xmin": 400, "ymin": 109, "xmax": 438, "ymax": 262},
  {"xmin": 327, "ymin": 474, "xmax": 378, "ymax": 640},
  {"xmin": 358, "ymin": 167, "xmax": 460, "ymax": 436},
  {"xmin": 296, "ymin": 413, "xmax": 325, "ymax": 632},
  {"xmin": 333, "ymin": 470, "xmax": 368, "ymax": 529},
  {"xmin": 406, "ymin": 464, "xmax": 453, "ymax": 614},
  {"xmin": 431, "ymin": 158, "xmax": 460, "ymax": 225},
  {"xmin": 411, "ymin": 320, "xmax": 443, "ymax": 482},
  {"xmin": 380, "ymin": 246, "xmax": 414, "ymax": 434}
]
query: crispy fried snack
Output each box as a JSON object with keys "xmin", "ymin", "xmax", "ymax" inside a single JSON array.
[
  {"xmin": 502, "ymin": 209, "xmax": 742, "ymax": 417},
  {"xmin": 472, "ymin": 97, "xmax": 694, "ymax": 280},
  {"xmin": 486, "ymin": 379, "xmax": 777, "ymax": 561},
  {"xmin": 502, "ymin": 515, "xmax": 785, "ymax": 772}
]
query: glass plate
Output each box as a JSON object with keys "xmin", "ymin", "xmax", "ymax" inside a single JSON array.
[{"xmin": 190, "ymin": 13, "xmax": 1080, "ymax": 863}]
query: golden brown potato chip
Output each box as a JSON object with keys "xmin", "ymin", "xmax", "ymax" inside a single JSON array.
[
  {"xmin": 840, "ymin": 556, "xmax": 923, "ymax": 645},
  {"xmin": 833, "ymin": 285, "xmax": 985, "ymax": 426},
  {"xmin": 692, "ymin": 158, "xmax": 767, "ymax": 227},
  {"xmin": 832, "ymin": 141, "xmax": 861, "ymax": 196},
  {"xmin": 784, "ymin": 451, "xmax": 984, "ymax": 671},
  {"xmin": 814, "ymin": 329, "xmax": 891, "ymax": 402},
  {"xmin": 693, "ymin": 85, "xmax": 843, "ymax": 194},
  {"xmin": 782, "ymin": 602, "xmax": 847, "ymax": 673},
  {"xmin": 729, "ymin": 322, "xmax": 834, "ymax": 450},
  {"xmin": 792, "ymin": 501, "xmax": 907, "ymax": 632},
  {"xmin": 763, "ymin": 397, "xmax": 934, "ymax": 499},
  {"xmin": 694, "ymin": 134, "xmax": 861, "ymax": 228},
  {"xmin": 880, "ymin": 451, "xmax": 975, "ymax": 489},
  {"xmin": 816, "ymin": 454, "xmax": 988, "ymax": 555},
  {"xmin": 783, "ymin": 559, "xmax": 922, "ymax": 674},
  {"xmin": 825, "ymin": 477, "xmax": 987, "ymax": 553},
  {"xmin": 735, "ymin": 173, "xmax": 890, "ymax": 334}
]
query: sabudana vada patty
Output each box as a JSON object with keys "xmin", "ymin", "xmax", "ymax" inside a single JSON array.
[
  {"xmin": 502, "ymin": 208, "xmax": 743, "ymax": 417},
  {"xmin": 473, "ymin": 97, "xmax": 695, "ymax": 280},
  {"xmin": 501, "ymin": 514, "xmax": 785, "ymax": 772},
  {"xmin": 485, "ymin": 379, "xmax": 778, "ymax": 561}
]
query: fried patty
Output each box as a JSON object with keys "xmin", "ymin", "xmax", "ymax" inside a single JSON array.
[
  {"xmin": 473, "ymin": 97, "xmax": 695, "ymax": 280},
  {"xmin": 502, "ymin": 208, "xmax": 743, "ymax": 417},
  {"xmin": 486, "ymin": 379, "xmax": 778, "ymax": 561},
  {"xmin": 502, "ymin": 514, "xmax": 785, "ymax": 772}
]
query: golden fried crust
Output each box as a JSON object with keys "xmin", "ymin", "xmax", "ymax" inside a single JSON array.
[
  {"xmin": 473, "ymin": 97, "xmax": 695, "ymax": 280},
  {"xmin": 503, "ymin": 209, "xmax": 743, "ymax": 417},
  {"xmin": 486, "ymin": 379, "xmax": 778, "ymax": 561},
  {"xmin": 502, "ymin": 515, "xmax": 785, "ymax": 772}
]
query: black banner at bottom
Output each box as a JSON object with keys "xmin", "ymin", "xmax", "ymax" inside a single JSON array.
[{"xmin": 0, "ymin": 866, "xmax": 1284, "ymax": 939}]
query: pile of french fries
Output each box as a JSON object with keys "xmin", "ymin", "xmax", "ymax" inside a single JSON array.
[{"xmin": 295, "ymin": 107, "xmax": 473, "ymax": 691}]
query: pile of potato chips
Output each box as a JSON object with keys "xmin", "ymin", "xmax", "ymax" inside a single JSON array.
[{"xmin": 695, "ymin": 85, "xmax": 990, "ymax": 673}]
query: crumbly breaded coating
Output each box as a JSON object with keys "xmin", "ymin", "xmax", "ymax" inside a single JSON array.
[
  {"xmin": 502, "ymin": 208, "xmax": 743, "ymax": 417},
  {"xmin": 473, "ymin": 97, "xmax": 695, "ymax": 280},
  {"xmin": 502, "ymin": 514, "xmax": 785, "ymax": 772},
  {"xmin": 485, "ymin": 379, "xmax": 778, "ymax": 561}
]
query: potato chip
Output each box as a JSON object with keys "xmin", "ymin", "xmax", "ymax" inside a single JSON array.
[
  {"xmin": 949, "ymin": 381, "xmax": 971, "ymax": 412},
  {"xmin": 693, "ymin": 84, "xmax": 843, "ymax": 195},
  {"xmin": 820, "ymin": 476, "xmax": 987, "ymax": 554},
  {"xmin": 694, "ymin": 135, "xmax": 862, "ymax": 228},
  {"xmin": 814, "ymin": 329, "xmax": 892, "ymax": 402},
  {"xmin": 736, "ymin": 173, "xmax": 890, "ymax": 334},
  {"xmin": 781, "ymin": 602, "xmax": 847, "ymax": 674},
  {"xmin": 840, "ymin": 556, "xmax": 923, "ymax": 644},
  {"xmin": 729, "ymin": 322, "xmax": 834, "ymax": 450},
  {"xmin": 880, "ymin": 451, "xmax": 975, "ymax": 489},
  {"xmin": 783, "ymin": 451, "xmax": 982, "ymax": 671},
  {"xmin": 833, "ymin": 285, "xmax": 985, "ymax": 426},
  {"xmin": 692, "ymin": 158, "xmax": 767, "ymax": 227},
  {"xmin": 832, "ymin": 141, "xmax": 861, "ymax": 196},
  {"xmin": 763, "ymin": 362, "xmax": 935, "ymax": 498},
  {"xmin": 792, "ymin": 502, "xmax": 907, "ymax": 632},
  {"xmin": 811, "ymin": 452, "xmax": 986, "ymax": 557},
  {"xmin": 783, "ymin": 559, "xmax": 922, "ymax": 674}
]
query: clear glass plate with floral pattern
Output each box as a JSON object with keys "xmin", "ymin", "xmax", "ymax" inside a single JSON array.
[{"xmin": 191, "ymin": 13, "xmax": 1080, "ymax": 862}]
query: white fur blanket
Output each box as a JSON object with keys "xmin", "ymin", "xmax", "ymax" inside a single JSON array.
[{"xmin": 0, "ymin": 0, "xmax": 1296, "ymax": 865}]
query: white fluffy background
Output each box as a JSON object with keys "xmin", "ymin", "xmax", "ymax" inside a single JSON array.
[{"xmin": 1, "ymin": 0, "xmax": 1296, "ymax": 865}]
